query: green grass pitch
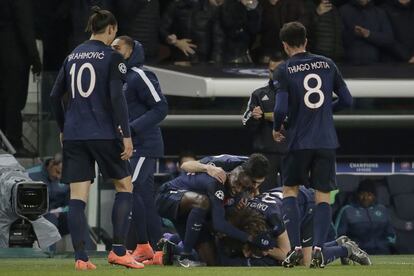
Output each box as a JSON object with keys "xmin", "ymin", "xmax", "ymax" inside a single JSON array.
[{"xmin": 0, "ymin": 255, "xmax": 413, "ymax": 276}]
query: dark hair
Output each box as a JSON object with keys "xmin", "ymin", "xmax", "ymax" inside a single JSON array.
[
  {"xmin": 242, "ymin": 153, "xmax": 269, "ymax": 179},
  {"xmin": 85, "ymin": 6, "xmax": 117, "ymax": 34},
  {"xmin": 357, "ymin": 179, "xmax": 376, "ymax": 195},
  {"xmin": 222, "ymin": 208, "xmax": 270, "ymax": 257},
  {"xmin": 280, "ymin": 21, "xmax": 307, "ymax": 48},
  {"xmin": 116, "ymin": 35, "xmax": 134, "ymax": 50}
]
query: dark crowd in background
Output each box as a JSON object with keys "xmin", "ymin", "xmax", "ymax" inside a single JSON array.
[{"xmin": 0, "ymin": 0, "xmax": 413, "ymax": 155}]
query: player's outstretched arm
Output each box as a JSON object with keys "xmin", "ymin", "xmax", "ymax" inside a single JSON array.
[{"xmin": 181, "ymin": 161, "xmax": 226, "ymax": 183}]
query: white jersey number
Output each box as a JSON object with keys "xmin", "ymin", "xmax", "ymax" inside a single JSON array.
[
  {"xmin": 261, "ymin": 191, "xmax": 283, "ymax": 204},
  {"xmin": 69, "ymin": 62, "xmax": 96, "ymax": 98},
  {"xmin": 303, "ymin": 73, "xmax": 324, "ymax": 109}
]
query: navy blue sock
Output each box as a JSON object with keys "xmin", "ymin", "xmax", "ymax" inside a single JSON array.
[
  {"xmin": 68, "ymin": 199, "xmax": 88, "ymax": 261},
  {"xmin": 324, "ymin": 240, "xmax": 338, "ymax": 247},
  {"xmin": 322, "ymin": 245, "xmax": 348, "ymax": 265},
  {"xmin": 313, "ymin": 202, "xmax": 332, "ymax": 248},
  {"xmin": 132, "ymin": 187, "xmax": 148, "ymax": 244},
  {"xmin": 136, "ymin": 176, "xmax": 163, "ymax": 248},
  {"xmin": 183, "ymin": 207, "xmax": 207, "ymax": 254},
  {"xmin": 112, "ymin": 192, "xmax": 132, "ymax": 256},
  {"xmin": 282, "ymin": 196, "xmax": 301, "ymax": 249}
]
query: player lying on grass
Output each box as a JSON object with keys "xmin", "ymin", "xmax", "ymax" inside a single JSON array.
[{"xmin": 155, "ymin": 166, "xmax": 276, "ymax": 267}]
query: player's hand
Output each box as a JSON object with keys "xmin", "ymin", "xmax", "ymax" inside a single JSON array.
[
  {"xmin": 206, "ymin": 165, "xmax": 227, "ymax": 184},
  {"xmin": 175, "ymin": 39, "xmax": 197, "ymax": 56},
  {"xmin": 252, "ymin": 106, "xmax": 263, "ymax": 120},
  {"xmin": 355, "ymin": 25, "xmax": 370, "ymax": 38},
  {"xmin": 236, "ymin": 197, "xmax": 248, "ymax": 210},
  {"xmin": 272, "ymin": 129, "xmax": 285, "ymax": 143},
  {"xmin": 59, "ymin": 132, "xmax": 63, "ymax": 147},
  {"xmin": 250, "ymin": 232, "xmax": 276, "ymax": 250},
  {"xmin": 316, "ymin": 0, "xmax": 332, "ymax": 16},
  {"xmin": 121, "ymin": 137, "xmax": 133, "ymax": 160},
  {"xmin": 409, "ymin": 56, "xmax": 414, "ymax": 64}
]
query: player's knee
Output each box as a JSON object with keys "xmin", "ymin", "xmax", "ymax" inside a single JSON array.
[
  {"xmin": 193, "ymin": 194, "xmax": 210, "ymax": 210},
  {"xmin": 113, "ymin": 176, "xmax": 133, "ymax": 193},
  {"xmin": 283, "ymin": 185, "xmax": 299, "ymax": 197},
  {"xmin": 315, "ymin": 190, "xmax": 330, "ymax": 204}
]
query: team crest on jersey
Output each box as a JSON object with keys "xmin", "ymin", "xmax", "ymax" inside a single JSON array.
[
  {"xmin": 215, "ymin": 190, "xmax": 224, "ymax": 200},
  {"xmin": 118, "ymin": 63, "xmax": 127, "ymax": 74}
]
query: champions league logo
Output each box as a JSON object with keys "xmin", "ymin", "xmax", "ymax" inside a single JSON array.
[
  {"xmin": 223, "ymin": 68, "xmax": 268, "ymax": 77},
  {"xmin": 118, "ymin": 63, "xmax": 127, "ymax": 74}
]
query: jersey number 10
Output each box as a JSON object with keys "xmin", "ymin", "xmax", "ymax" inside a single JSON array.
[
  {"xmin": 69, "ymin": 62, "xmax": 96, "ymax": 98},
  {"xmin": 303, "ymin": 73, "xmax": 324, "ymax": 109}
]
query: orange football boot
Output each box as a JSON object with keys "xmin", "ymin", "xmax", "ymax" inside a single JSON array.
[
  {"xmin": 75, "ymin": 260, "xmax": 97, "ymax": 270},
  {"xmin": 142, "ymin": 251, "xmax": 164, "ymax": 266},
  {"xmin": 108, "ymin": 251, "xmax": 145, "ymax": 269},
  {"xmin": 132, "ymin": 243, "xmax": 154, "ymax": 262}
]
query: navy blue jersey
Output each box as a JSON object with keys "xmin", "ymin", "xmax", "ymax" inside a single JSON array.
[
  {"xmin": 272, "ymin": 52, "xmax": 352, "ymax": 150},
  {"xmin": 247, "ymin": 191, "xmax": 285, "ymax": 237},
  {"xmin": 199, "ymin": 155, "xmax": 248, "ymax": 172},
  {"xmin": 125, "ymin": 42, "xmax": 168, "ymax": 158},
  {"xmin": 164, "ymin": 173, "xmax": 249, "ymax": 242},
  {"xmin": 50, "ymin": 40, "xmax": 130, "ymax": 140}
]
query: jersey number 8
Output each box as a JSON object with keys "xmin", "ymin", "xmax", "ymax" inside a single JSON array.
[
  {"xmin": 69, "ymin": 62, "xmax": 96, "ymax": 98},
  {"xmin": 303, "ymin": 73, "xmax": 324, "ymax": 109}
]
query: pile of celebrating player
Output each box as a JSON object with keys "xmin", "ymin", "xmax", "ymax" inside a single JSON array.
[{"xmin": 50, "ymin": 6, "xmax": 370, "ymax": 270}]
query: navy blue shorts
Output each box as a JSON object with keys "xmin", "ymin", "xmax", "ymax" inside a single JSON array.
[
  {"xmin": 61, "ymin": 139, "xmax": 131, "ymax": 184},
  {"xmin": 283, "ymin": 149, "xmax": 337, "ymax": 192},
  {"xmin": 155, "ymin": 184, "xmax": 187, "ymax": 221}
]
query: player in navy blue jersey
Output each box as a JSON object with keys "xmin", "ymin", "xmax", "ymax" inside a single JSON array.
[
  {"xmin": 181, "ymin": 153, "xmax": 269, "ymax": 189},
  {"xmin": 271, "ymin": 21, "xmax": 353, "ymax": 268},
  {"xmin": 111, "ymin": 36, "xmax": 168, "ymax": 264},
  {"xmin": 155, "ymin": 167, "xmax": 276, "ymax": 267},
  {"xmin": 50, "ymin": 7, "xmax": 142, "ymax": 270}
]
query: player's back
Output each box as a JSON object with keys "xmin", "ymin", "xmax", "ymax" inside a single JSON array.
[
  {"xmin": 165, "ymin": 173, "xmax": 220, "ymax": 196},
  {"xmin": 248, "ymin": 190, "xmax": 284, "ymax": 229},
  {"xmin": 278, "ymin": 52, "xmax": 340, "ymax": 150},
  {"xmin": 62, "ymin": 40, "xmax": 123, "ymax": 140},
  {"xmin": 199, "ymin": 155, "xmax": 248, "ymax": 172}
]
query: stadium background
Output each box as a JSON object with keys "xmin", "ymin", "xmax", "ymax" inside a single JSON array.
[{"xmin": 1, "ymin": 0, "xmax": 414, "ymax": 273}]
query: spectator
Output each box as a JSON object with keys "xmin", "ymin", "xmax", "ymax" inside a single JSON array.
[
  {"xmin": 307, "ymin": 0, "xmax": 344, "ymax": 61},
  {"xmin": 0, "ymin": 0, "xmax": 42, "ymax": 157},
  {"xmin": 381, "ymin": 0, "xmax": 414, "ymax": 63},
  {"xmin": 220, "ymin": 0, "xmax": 262, "ymax": 63},
  {"xmin": 160, "ymin": 0, "xmax": 224, "ymax": 65},
  {"xmin": 255, "ymin": 0, "xmax": 308, "ymax": 63},
  {"xmin": 113, "ymin": 0, "xmax": 161, "ymax": 62},
  {"xmin": 28, "ymin": 153, "xmax": 70, "ymax": 250},
  {"xmin": 336, "ymin": 179, "xmax": 396, "ymax": 255},
  {"xmin": 33, "ymin": 0, "xmax": 71, "ymax": 114},
  {"xmin": 242, "ymin": 54, "xmax": 288, "ymax": 192},
  {"xmin": 339, "ymin": 0, "xmax": 394, "ymax": 65}
]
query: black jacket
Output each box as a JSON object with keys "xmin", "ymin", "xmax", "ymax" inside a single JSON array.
[
  {"xmin": 308, "ymin": 1, "xmax": 344, "ymax": 61},
  {"xmin": 113, "ymin": 0, "xmax": 160, "ymax": 60},
  {"xmin": 339, "ymin": 0, "xmax": 394, "ymax": 64},
  {"xmin": 160, "ymin": 0, "xmax": 224, "ymax": 63},
  {"xmin": 242, "ymin": 85, "xmax": 288, "ymax": 154},
  {"xmin": 220, "ymin": 0, "xmax": 261, "ymax": 62},
  {"xmin": 0, "ymin": 0, "xmax": 41, "ymax": 70},
  {"xmin": 381, "ymin": 0, "xmax": 414, "ymax": 61}
]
